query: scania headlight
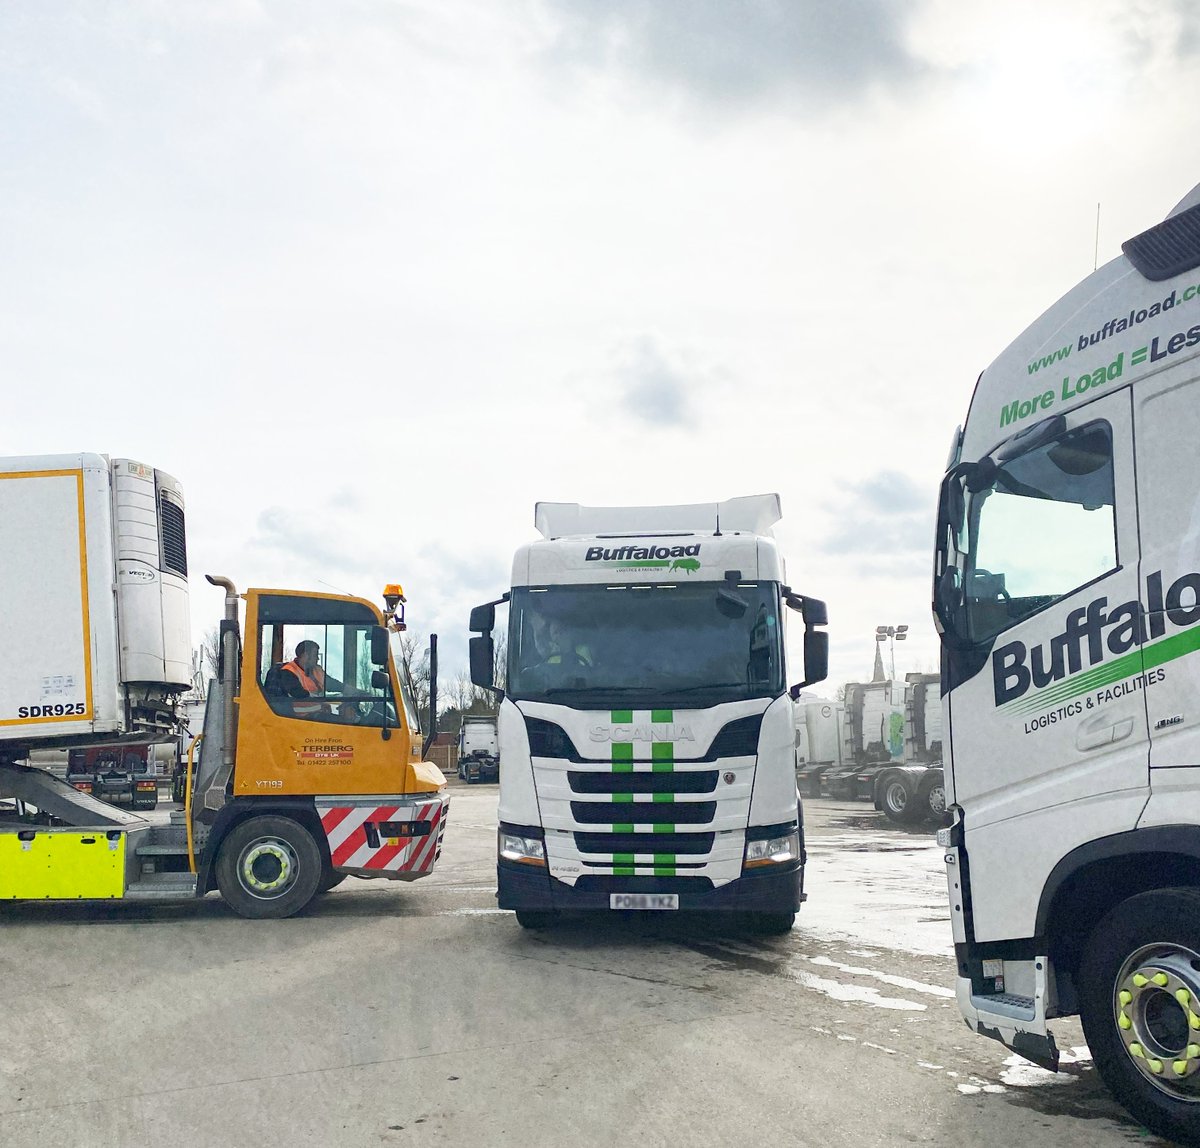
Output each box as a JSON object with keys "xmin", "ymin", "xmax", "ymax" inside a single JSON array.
[
  {"xmin": 499, "ymin": 831, "xmax": 546, "ymax": 866},
  {"xmin": 743, "ymin": 830, "xmax": 800, "ymax": 868}
]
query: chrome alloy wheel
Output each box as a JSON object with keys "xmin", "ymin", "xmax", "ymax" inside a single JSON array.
[{"xmin": 1114, "ymin": 943, "xmax": 1200, "ymax": 1098}]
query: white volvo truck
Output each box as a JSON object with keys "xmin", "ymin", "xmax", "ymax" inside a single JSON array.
[
  {"xmin": 933, "ymin": 181, "xmax": 1200, "ymax": 1142},
  {"xmin": 468, "ymin": 495, "xmax": 828, "ymax": 933}
]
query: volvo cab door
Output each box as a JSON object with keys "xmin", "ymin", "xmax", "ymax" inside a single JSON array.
[
  {"xmin": 936, "ymin": 389, "xmax": 1149, "ymax": 946},
  {"xmin": 1135, "ymin": 368, "xmax": 1200, "ymax": 802}
]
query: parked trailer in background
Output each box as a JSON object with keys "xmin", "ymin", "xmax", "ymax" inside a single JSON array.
[
  {"xmin": 794, "ymin": 699, "xmax": 846, "ymax": 796},
  {"xmin": 871, "ymin": 674, "xmax": 945, "ymax": 824},
  {"xmin": 820, "ymin": 679, "xmax": 906, "ymax": 799}
]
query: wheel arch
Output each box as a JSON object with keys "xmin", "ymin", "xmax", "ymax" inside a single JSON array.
[
  {"xmin": 1038, "ymin": 826, "xmax": 1200, "ymax": 1010},
  {"xmin": 196, "ymin": 797, "xmax": 328, "ymax": 894}
]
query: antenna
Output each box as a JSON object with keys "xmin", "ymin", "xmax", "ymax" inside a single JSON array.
[
  {"xmin": 714, "ymin": 511, "xmax": 722, "ymax": 537},
  {"xmin": 1094, "ymin": 202, "xmax": 1101, "ymax": 271}
]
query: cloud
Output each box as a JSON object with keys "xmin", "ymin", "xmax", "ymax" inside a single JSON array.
[
  {"xmin": 614, "ymin": 337, "xmax": 700, "ymax": 428},
  {"xmin": 540, "ymin": 0, "xmax": 930, "ymax": 112},
  {"xmin": 819, "ymin": 469, "xmax": 933, "ymax": 575}
]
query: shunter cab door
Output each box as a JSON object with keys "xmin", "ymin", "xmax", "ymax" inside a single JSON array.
[
  {"xmin": 936, "ymin": 390, "xmax": 1149, "ymax": 942},
  {"xmin": 235, "ymin": 591, "xmax": 411, "ymax": 797}
]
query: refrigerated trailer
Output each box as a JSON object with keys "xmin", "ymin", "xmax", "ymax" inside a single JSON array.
[
  {"xmin": 468, "ymin": 495, "xmax": 828, "ymax": 934},
  {"xmin": 933, "ymin": 182, "xmax": 1200, "ymax": 1142}
]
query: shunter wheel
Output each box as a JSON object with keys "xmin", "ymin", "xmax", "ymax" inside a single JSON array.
[{"xmin": 215, "ymin": 815, "xmax": 323, "ymax": 920}]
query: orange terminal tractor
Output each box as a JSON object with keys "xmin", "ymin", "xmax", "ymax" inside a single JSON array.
[{"xmin": 0, "ymin": 575, "xmax": 448, "ymax": 919}]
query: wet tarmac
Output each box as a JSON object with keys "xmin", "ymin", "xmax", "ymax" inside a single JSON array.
[{"xmin": 0, "ymin": 786, "xmax": 1176, "ymax": 1146}]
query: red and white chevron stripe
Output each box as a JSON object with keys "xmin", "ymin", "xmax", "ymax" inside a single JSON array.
[{"xmin": 316, "ymin": 798, "xmax": 448, "ymax": 876}]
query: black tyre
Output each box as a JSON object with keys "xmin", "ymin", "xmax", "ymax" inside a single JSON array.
[
  {"xmin": 879, "ymin": 775, "xmax": 919, "ymax": 824},
  {"xmin": 1079, "ymin": 888, "xmax": 1200, "ymax": 1144},
  {"xmin": 918, "ymin": 774, "xmax": 947, "ymax": 823},
  {"xmin": 215, "ymin": 815, "xmax": 323, "ymax": 920},
  {"xmin": 316, "ymin": 870, "xmax": 347, "ymax": 894},
  {"xmin": 748, "ymin": 911, "xmax": 796, "ymax": 936},
  {"xmin": 515, "ymin": 909, "xmax": 559, "ymax": 929}
]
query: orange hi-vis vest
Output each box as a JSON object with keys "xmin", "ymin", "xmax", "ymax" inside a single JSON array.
[{"xmin": 281, "ymin": 661, "xmax": 328, "ymax": 717}]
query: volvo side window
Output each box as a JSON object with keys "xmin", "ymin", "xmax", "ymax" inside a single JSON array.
[{"xmin": 965, "ymin": 420, "xmax": 1116, "ymax": 643}]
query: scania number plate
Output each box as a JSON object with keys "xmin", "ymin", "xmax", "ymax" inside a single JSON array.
[{"xmin": 609, "ymin": 893, "xmax": 679, "ymax": 910}]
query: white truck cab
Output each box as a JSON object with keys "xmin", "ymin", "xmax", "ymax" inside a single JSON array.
[
  {"xmin": 934, "ymin": 182, "xmax": 1200, "ymax": 1142},
  {"xmin": 469, "ymin": 495, "xmax": 828, "ymax": 933}
]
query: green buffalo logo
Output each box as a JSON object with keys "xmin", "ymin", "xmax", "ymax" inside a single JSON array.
[{"xmin": 670, "ymin": 558, "xmax": 700, "ymax": 574}]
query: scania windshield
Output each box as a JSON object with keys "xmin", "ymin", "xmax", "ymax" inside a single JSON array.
[{"xmin": 506, "ymin": 581, "xmax": 784, "ymax": 709}]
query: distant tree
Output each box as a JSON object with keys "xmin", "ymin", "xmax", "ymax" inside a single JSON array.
[{"xmin": 393, "ymin": 628, "xmax": 432, "ymax": 730}]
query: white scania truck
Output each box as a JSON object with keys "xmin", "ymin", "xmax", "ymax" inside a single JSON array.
[
  {"xmin": 934, "ymin": 182, "xmax": 1200, "ymax": 1142},
  {"xmin": 468, "ymin": 495, "xmax": 828, "ymax": 933}
]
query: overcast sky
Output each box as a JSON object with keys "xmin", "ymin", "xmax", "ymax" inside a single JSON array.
[{"xmin": 3, "ymin": 1, "xmax": 1198, "ymax": 693}]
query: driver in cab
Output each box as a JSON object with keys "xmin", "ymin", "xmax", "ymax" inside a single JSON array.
[
  {"xmin": 529, "ymin": 614, "xmax": 593, "ymax": 672},
  {"xmin": 279, "ymin": 640, "xmax": 360, "ymax": 722}
]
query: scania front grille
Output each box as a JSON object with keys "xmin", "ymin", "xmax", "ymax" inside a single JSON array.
[
  {"xmin": 570, "ymin": 801, "xmax": 717, "ymax": 825},
  {"xmin": 568, "ymin": 770, "xmax": 718, "ymax": 795},
  {"xmin": 573, "ymin": 831, "xmax": 715, "ymax": 855}
]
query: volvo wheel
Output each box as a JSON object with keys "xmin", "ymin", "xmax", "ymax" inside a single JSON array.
[
  {"xmin": 1079, "ymin": 888, "xmax": 1200, "ymax": 1144},
  {"xmin": 215, "ymin": 816, "xmax": 323, "ymax": 919}
]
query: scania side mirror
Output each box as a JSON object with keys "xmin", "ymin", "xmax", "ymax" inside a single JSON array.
[
  {"xmin": 789, "ymin": 630, "xmax": 829, "ymax": 697},
  {"xmin": 470, "ymin": 634, "xmax": 495, "ymax": 690},
  {"xmin": 370, "ymin": 625, "xmax": 389, "ymax": 667},
  {"xmin": 469, "ymin": 603, "xmax": 495, "ymax": 634},
  {"xmin": 801, "ymin": 597, "xmax": 828, "ymax": 627}
]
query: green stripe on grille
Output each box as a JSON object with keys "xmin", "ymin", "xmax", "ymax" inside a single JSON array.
[
  {"xmin": 654, "ymin": 865, "xmax": 676, "ymax": 877},
  {"xmin": 612, "ymin": 742, "xmax": 633, "ymax": 772},
  {"xmin": 614, "ymin": 865, "xmax": 635, "ymax": 877},
  {"xmin": 651, "ymin": 742, "xmax": 674, "ymax": 769},
  {"xmin": 652, "ymin": 792, "xmax": 673, "ymax": 803},
  {"xmin": 651, "ymin": 709, "xmax": 673, "ymax": 723},
  {"xmin": 653, "ymin": 853, "xmax": 676, "ymax": 866},
  {"xmin": 653, "ymin": 822, "xmax": 675, "ymax": 833},
  {"xmin": 614, "ymin": 822, "xmax": 634, "ymax": 833},
  {"xmin": 614, "ymin": 793, "xmax": 633, "ymax": 803},
  {"xmin": 611, "ymin": 709, "xmax": 633, "ymax": 723},
  {"xmin": 614, "ymin": 853, "xmax": 635, "ymax": 866}
]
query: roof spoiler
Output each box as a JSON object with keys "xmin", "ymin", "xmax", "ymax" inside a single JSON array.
[{"xmin": 534, "ymin": 494, "xmax": 782, "ymax": 539}]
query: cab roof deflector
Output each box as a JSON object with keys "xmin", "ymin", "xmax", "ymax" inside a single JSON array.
[
  {"xmin": 534, "ymin": 494, "xmax": 782, "ymax": 539},
  {"xmin": 1122, "ymin": 200, "xmax": 1200, "ymax": 282}
]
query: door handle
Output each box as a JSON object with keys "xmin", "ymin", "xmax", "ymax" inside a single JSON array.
[{"xmin": 1075, "ymin": 711, "xmax": 1136, "ymax": 751}]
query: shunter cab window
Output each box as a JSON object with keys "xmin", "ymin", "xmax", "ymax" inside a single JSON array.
[
  {"xmin": 256, "ymin": 595, "xmax": 395, "ymax": 728},
  {"xmin": 965, "ymin": 420, "xmax": 1116, "ymax": 643}
]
